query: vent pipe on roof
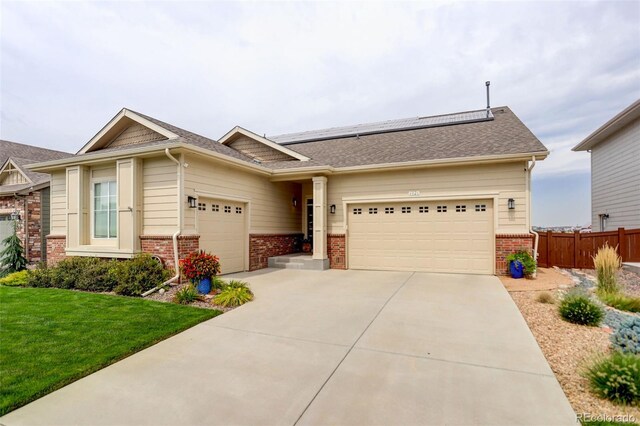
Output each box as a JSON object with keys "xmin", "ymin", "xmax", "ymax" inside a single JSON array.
[{"xmin": 485, "ymin": 81, "xmax": 491, "ymax": 117}]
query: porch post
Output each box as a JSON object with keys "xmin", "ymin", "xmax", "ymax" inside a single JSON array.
[{"xmin": 312, "ymin": 176, "xmax": 328, "ymax": 260}]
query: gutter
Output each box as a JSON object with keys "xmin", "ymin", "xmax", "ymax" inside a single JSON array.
[
  {"xmin": 527, "ymin": 155, "xmax": 540, "ymax": 272},
  {"xmin": 142, "ymin": 148, "xmax": 182, "ymax": 297}
]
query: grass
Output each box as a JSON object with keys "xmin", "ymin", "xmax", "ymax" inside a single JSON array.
[
  {"xmin": 598, "ymin": 290, "xmax": 640, "ymax": 313},
  {"xmin": 0, "ymin": 286, "xmax": 220, "ymax": 415}
]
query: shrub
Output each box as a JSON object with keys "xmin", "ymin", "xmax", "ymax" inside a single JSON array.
[
  {"xmin": 173, "ymin": 285, "xmax": 201, "ymax": 305},
  {"xmin": 593, "ymin": 244, "xmax": 621, "ymax": 294},
  {"xmin": 598, "ymin": 291, "xmax": 640, "ymax": 313},
  {"xmin": 584, "ymin": 351, "xmax": 640, "ymax": 405},
  {"xmin": 113, "ymin": 254, "xmax": 170, "ymax": 296},
  {"xmin": 559, "ymin": 292, "xmax": 604, "ymax": 326},
  {"xmin": 536, "ymin": 292, "xmax": 555, "ymax": 304},
  {"xmin": 27, "ymin": 263, "xmax": 53, "ymax": 288},
  {"xmin": 0, "ymin": 270, "xmax": 29, "ymax": 287},
  {"xmin": 611, "ymin": 318, "xmax": 640, "ymax": 355},
  {"xmin": 214, "ymin": 283, "xmax": 253, "ymax": 307},
  {"xmin": 211, "ymin": 275, "xmax": 226, "ymax": 290},
  {"xmin": 74, "ymin": 259, "xmax": 119, "ymax": 292},
  {"xmin": 0, "ymin": 222, "xmax": 27, "ymax": 275},
  {"xmin": 506, "ymin": 250, "xmax": 536, "ymax": 277},
  {"xmin": 49, "ymin": 257, "xmax": 95, "ymax": 289}
]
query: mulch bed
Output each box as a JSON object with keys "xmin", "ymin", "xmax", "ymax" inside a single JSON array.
[
  {"xmin": 146, "ymin": 282, "xmax": 235, "ymax": 312},
  {"xmin": 508, "ymin": 269, "xmax": 640, "ymax": 420}
]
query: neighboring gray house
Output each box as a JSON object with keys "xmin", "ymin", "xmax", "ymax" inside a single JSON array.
[{"xmin": 573, "ymin": 99, "xmax": 640, "ymax": 232}]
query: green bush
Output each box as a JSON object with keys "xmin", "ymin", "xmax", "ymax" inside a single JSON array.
[
  {"xmin": 27, "ymin": 263, "xmax": 53, "ymax": 288},
  {"xmin": 584, "ymin": 351, "xmax": 640, "ymax": 405},
  {"xmin": 113, "ymin": 254, "xmax": 170, "ymax": 296},
  {"xmin": 0, "ymin": 222, "xmax": 27, "ymax": 275},
  {"xmin": 559, "ymin": 292, "xmax": 604, "ymax": 326},
  {"xmin": 598, "ymin": 291, "xmax": 640, "ymax": 313},
  {"xmin": 0, "ymin": 270, "xmax": 29, "ymax": 287},
  {"xmin": 211, "ymin": 275, "xmax": 226, "ymax": 290},
  {"xmin": 506, "ymin": 250, "xmax": 536, "ymax": 276},
  {"xmin": 173, "ymin": 285, "xmax": 201, "ymax": 305},
  {"xmin": 214, "ymin": 282, "xmax": 253, "ymax": 307}
]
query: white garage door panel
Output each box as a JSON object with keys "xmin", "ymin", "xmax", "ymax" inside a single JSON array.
[
  {"xmin": 348, "ymin": 200, "xmax": 493, "ymax": 274},
  {"xmin": 198, "ymin": 198, "xmax": 246, "ymax": 274}
]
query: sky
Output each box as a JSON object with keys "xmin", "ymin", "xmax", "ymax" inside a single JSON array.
[{"xmin": 1, "ymin": 1, "xmax": 639, "ymax": 227}]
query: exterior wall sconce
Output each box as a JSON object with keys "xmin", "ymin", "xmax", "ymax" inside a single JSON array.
[
  {"xmin": 187, "ymin": 196, "xmax": 197, "ymax": 209},
  {"xmin": 330, "ymin": 204, "xmax": 336, "ymax": 214},
  {"xmin": 292, "ymin": 197, "xmax": 298, "ymax": 208},
  {"xmin": 10, "ymin": 210, "xmax": 21, "ymax": 221},
  {"xmin": 507, "ymin": 198, "xmax": 515, "ymax": 210}
]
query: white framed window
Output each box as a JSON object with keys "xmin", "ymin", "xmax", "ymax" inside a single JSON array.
[{"xmin": 93, "ymin": 180, "xmax": 117, "ymax": 239}]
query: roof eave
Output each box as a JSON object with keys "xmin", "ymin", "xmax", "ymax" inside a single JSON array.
[{"xmin": 572, "ymin": 99, "xmax": 640, "ymax": 151}]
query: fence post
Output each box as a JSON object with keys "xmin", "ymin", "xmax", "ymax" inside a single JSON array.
[
  {"xmin": 574, "ymin": 231, "xmax": 580, "ymax": 268},
  {"xmin": 547, "ymin": 230, "xmax": 552, "ymax": 267},
  {"xmin": 619, "ymin": 228, "xmax": 626, "ymax": 261}
]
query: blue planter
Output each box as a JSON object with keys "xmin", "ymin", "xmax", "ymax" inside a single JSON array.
[
  {"xmin": 197, "ymin": 277, "xmax": 212, "ymax": 294},
  {"xmin": 509, "ymin": 260, "xmax": 524, "ymax": 279}
]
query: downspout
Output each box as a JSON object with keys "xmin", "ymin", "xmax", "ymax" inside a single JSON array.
[
  {"xmin": 527, "ymin": 156, "xmax": 540, "ymax": 270},
  {"xmin": 142, "ymin": 149, "xmax": 182, "ymax": 297}
]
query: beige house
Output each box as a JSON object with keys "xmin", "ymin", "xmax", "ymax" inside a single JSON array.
[
  {"xmin": 29, "ymin": 106, "xmax": 548, "ymax": 275},
  {"xmin": 573, "ymin": 99, "xmax": 640, "ymax": 232}
]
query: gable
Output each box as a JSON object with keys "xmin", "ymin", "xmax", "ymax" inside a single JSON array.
[
  {"xmin": 227, "ymin": 135, "xmax": 297, "ymax": 162},
  {"xmin": 0, "ymin": 160, "xmax": 30, "ymax": 186},
  {"xmin": 105, "ymin": 123, "xmax": 167, "ymax": 149}
]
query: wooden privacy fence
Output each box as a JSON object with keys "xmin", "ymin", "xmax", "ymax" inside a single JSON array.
[{"xmin": 537, "ymin": 228, "xmax": 640, "ymax": 269}]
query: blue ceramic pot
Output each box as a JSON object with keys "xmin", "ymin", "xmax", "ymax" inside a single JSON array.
[
  {"xmin": 197, "ymin": 277, "xmax": 212, "ymax": 294},
  {"xmin": 509, "ymin": 260, "xmax": 524, "ymax": 279}
]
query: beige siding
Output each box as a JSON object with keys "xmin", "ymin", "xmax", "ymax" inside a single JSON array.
[
  {"xmin": 328, "ymin": 162, "xmax": 528, "ymax": 234},
  {"xmin": 227, "ymin": 135, "xmax": 296, "ymax": 162},
  {"xmin": 591, "ymin": 120, "xmax": 640, "ymax": 231},
  {"xmin": 184, "ymin": 155, "xmax": 300, "ymax": 234},
  {"xmin": 0, "ymin": 169, "xmax": 28, "ymax": 185},
  {"xmin": 50, "ymin": 170, "xmax": 67, "ymax": 235},
  {"xmin": 142, "ymin": 157, "xmax": 178, "ymax": 235},
  {"xmin": 106, "ymin": 123, "xmax": 166, "ymax": 149}
]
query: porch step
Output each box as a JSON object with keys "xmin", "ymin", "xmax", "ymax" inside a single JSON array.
[
  {"xmin": 268, "ymin": 253, "xmax": 330, "ymax": 271},
  {"xmin": 623, "ymin": 262, "xmax": 640, "ymax": 275}
]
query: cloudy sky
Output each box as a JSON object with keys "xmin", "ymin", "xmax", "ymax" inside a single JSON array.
[{"xmin": 2, "ymin": 1, "xmax": 639, "ymax": 226}]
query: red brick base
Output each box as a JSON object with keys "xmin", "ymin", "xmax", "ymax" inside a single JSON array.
[
  {"xmin": 495, "ymin": 234, "xmax": 534, "ymax": 275},
  {"xmin": 139, "ymin": 235, "xmax": 200, "ymax": 271},
  {"xmin": 328, "ymin": 234, "xmax": 346, "ymax": 269},
  {"xmin": 249, "ymin": 233, "xmax": 302, "ymax": 271},
  {"xmin": 46, "ymin": 235, "xmax": 66, "ymax": 266}
]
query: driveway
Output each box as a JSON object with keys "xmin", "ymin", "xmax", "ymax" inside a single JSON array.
[{"xmin": 2, "ymin": 269, "xmax": 575, "ymax": 425}]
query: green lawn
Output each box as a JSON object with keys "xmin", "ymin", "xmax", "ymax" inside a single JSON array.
[{"xmin": 0, "ymin": 286, "xmax": 220, "ymax": 415}]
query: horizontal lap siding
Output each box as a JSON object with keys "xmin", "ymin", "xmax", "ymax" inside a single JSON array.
[
  {"xmin": 184, "ymin": 155, "xmax": 300, "ymax": 234},
  {"xmin": 142, "ymin": 157, "xmax": 177, "ymax": 234},
  {"xmin": 50, "ymin": 171, "xmax": 67, "ymax": 235},
  {"xmin": 591, "ymin": 120, "xmax": 640, "ymax": 231},
  {"xmin": 328, "ymin": 162, "xmax": 528, "ymax": 234}
]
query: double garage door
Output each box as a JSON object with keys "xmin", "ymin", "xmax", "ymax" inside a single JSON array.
[
  {"xmin": 348, "ymin": 199, "xmax": 493, "ymax": 274},
  {"xmin": 197, "ymin": 198, "xmax": 246, "ymax": 274}
]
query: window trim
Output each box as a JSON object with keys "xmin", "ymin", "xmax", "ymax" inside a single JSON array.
[{"xmin": 91, "ymin": 178, "xmax": 118, "ymax": 240}]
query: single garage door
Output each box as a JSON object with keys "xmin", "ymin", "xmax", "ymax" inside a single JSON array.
[
  {"xmin": 197, "ymin": 198, "xmax": 246, "ymax": 274},
  {"xmin": 348, "ymin": 199, "xmax": 493, "ymax": 274}
]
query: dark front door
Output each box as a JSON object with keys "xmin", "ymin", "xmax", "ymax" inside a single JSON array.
[{"xmin": 306, "ymin": 198, "xmax": 313, "ymax": 242}]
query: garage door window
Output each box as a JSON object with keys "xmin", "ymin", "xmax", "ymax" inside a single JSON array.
[
  {"xmin": 198, "ymin": 202, "xmax": 206, "ymax": 211},
  {"xmin": 456, "ymin": 205, "xmax": 466, "ymax": 212},
  {"xmin": 419, "ymin": 206, "xmax": 429, "ymax": 213},
  {"xmin": 368, "ymin": 207, "xmax": 378, "ymax": 214},
  {"xmin": 437, "ymin": 205, "xmax": 447, "ymax": 213},
  {"xmin": 212, "ymin": 204, "xmax": 219, "ymax": 212},
  {"xmin": 385, "ymin": 207, "xmax": 394, "ymax": 214},
  {"xmin": 401, "ymin": 206, "xmax": 411, "ymax": 213},
  {"xmin": 353, "ymin": 208, "xmax": 362, "ymax": 215},
  {"xmin": 224, "ymin": 206, "xmax": 231, "ymax": 213},
  {"xmin": 236, "ymin": 207, "xmax": 242, "ymax": 214},
  {"xmin": 475, "ymin": 204, "xmax": 486, "ymax": 212}
]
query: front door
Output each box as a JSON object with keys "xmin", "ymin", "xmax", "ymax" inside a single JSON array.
[{"xmin": 306, "ymin": 198, "xmax": 313, "ymax": 242}]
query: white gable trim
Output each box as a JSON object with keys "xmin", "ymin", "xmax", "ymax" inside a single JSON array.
[
  {"xmin": 0, "ymin": 159, "xmax": 33, "ymax": 184},
  {"xmin": 219, "ymin": 126, "xmax": 310, "ymax": 162},
  {"xmin": 77, "ymin": 109, "xmax": 178, "ymax": 154}
]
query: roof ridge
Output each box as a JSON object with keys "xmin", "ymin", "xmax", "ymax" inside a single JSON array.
[{"xmin": 126, "ymin": 108, "xmax": 219, "ymax": 145}]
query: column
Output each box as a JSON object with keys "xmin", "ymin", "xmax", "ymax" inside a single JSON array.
[{"xmin": 312, "ymin": 176, "xmax": 327, "ymax": 260}]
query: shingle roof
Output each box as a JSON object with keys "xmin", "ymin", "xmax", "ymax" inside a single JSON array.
[
  {"xmin": 263, "ymin": 107, "xmax": 547, "ymax": 169},
  {"xmin": 0, "ymin": 140, "xmax": 72, "ymax": 194}
]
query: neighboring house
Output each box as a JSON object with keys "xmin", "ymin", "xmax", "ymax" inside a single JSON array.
[
  {"xmin": 28, "ymin": 106, "xmax": 547, "ymax": 275},
  {"xmin": 0, "ymin": 140, "xmax": 72, "ymax": 264},
  {"xmin": 573, "ymin": 99, "xmax": 640, "ymax": 232}
]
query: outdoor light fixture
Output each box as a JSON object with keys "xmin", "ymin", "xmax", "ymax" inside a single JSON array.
[
  {"xmin": 10, "ymin": 211, "xmax": 20, "ymax": 221},
  {"xmin": 330, "ymin": 204, "xmax": 336, "ymax": 214},
  {"xmin": 292, "ymin": 197, "xmax": 298, "ymax": 208},
  {"xmin": 187, "ymin": 196, "xmax": 197, "ymax": 209},
  {"xmin": 507, "ymin": 198, "xmax": 515, "ymax": 210}
]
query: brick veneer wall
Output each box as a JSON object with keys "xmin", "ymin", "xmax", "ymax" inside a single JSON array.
[
  {"xmin": 0, "ymin": 192, "xmax": 43, "ymax": 263},
  {"xmin": 495, "ymin": 234, "xmax": 535, "ymax": 275},
  {"xmin": 139, "ymin": 235, "xmax": 200, "ymax": 270},
  {"xmin": 328, "ymin": 234, "xmax": 346, "ymax": 269},
  {"xmin": 249, "ymin": 233, "xmax": 302, "ymax": 271},
  {"xmin": 46, "ymin": 235, "xmax": 66, "ymax": 266}
]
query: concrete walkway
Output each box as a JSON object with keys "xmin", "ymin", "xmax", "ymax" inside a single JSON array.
[{"xmin": 2, "ymin": 269, "xmax": 576, "ymax": 425}]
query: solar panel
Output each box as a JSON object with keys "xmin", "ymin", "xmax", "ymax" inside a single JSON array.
[{"xmin": 270, "ymin": 109, "xmax": 494, "ymax": 145}]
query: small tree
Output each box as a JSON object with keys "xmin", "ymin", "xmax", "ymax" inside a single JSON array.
[{"xmin": 0, "ymin": 221, "xmax": 27, "ymax": 274}]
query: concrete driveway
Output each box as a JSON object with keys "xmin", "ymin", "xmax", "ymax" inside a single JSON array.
[{"xmin": 2, "ymin": 269, "xmax": 575, "ymax": 426}]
